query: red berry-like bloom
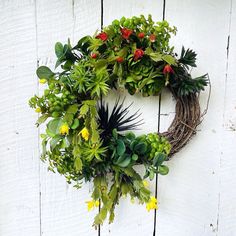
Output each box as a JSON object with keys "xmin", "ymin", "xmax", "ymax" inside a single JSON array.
[
  {"xmin": 121, "ymin": 28, "xmax": 133, "ymax": 39},
  {"xmin": 134, "ymin": 49, "xmax": 144, "ymax": 61},
  {"xmin": 138, "ymin": 32, "xmax": 145, "ymax": 38},
  {"xmin": 149, "ymin": 34, "xmax": 156, "ymax": 42},
  {"xmin": 96, "ymin": 32, "xmax": 108, "ymax": 41},
  {"xmin": 116, "ymin": 57, "xmax": 124, "ymax": 63},
  {"xmin": 91, "ymin": 53, "xmax": 98, "ymax": 59},
  {"xmin": 163, "ymin": 64, "xmax": 174, "ymax": 74}
]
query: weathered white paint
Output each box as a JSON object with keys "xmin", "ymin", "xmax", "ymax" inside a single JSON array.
[
  {"xmin": 157, "ymin": 1, "xmax": 232, "ymax": 236},
  {"xmin": 36, "ymin": 1, "xmax": 100, "ymax": 235},
  {"xmin": 0, "ymin": 1, "xmax": 40, "ymax": 236},
  {"xmin": 0, "ymin": 0, "xmax": 236, "ymax": 236}
]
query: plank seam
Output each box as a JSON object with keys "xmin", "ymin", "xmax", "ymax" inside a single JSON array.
[
  {"xmin": 218, "ymin": 0, "xmax": 233, "ymax": 235},
  {"xmin": 99, "ymin": 2, "xmax": 104, "ymax": 235},
  {"xmin": 153, "ymin": 1, "xmax": 166, "ymax": 235},
  {"xmin": 72, "ymin": 0, "xmax": 75, "ymax": 42},
  {"xmin": 34, "ymin": 0, "xmax": 42, "ymax": 235}
]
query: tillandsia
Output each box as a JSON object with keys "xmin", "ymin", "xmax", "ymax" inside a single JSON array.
[{"xmin": 29, "ymin": 14, "xmax": 207, "ymax": 227}]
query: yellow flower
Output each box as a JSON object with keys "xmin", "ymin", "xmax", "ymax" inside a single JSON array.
[
  {"xmin": 80, "ymin": 127, "xmax": 89, "ymax": 141},
  {"xmin": 94, "ymin": 200, "xmax": 100, "ymax": 207},
  {"xmin": 59, "ymin": 124, "xmax": 69, "ymax": 135},
  {"xmin": 146, "ymin": 196, "xmax": 158, "ymax": 212},
  {"xmin": 39, "ymin": 78, "xmax": 47, "ymax": 84},
  {"xmin": 35, "ymin": 107, "xmax": 41, "ymax": 113},
  {"xmin": 86, "ymin": 200, "xmax": 99, "ymax": 211},
  {"xmin": 143, "ymin": 180, "xmax": 149, "ymax": 188}
]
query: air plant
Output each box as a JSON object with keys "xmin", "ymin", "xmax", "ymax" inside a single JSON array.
[{"xmin": 97, "ymin": 98, "xmax": 144, "ymax": 141}]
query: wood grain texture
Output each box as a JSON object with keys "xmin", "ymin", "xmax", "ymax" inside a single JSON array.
[
  {"xmin": 157, "ymin": 0, "xmax": 232, "ymax": 235},
  {"xmin": 218, "ymin": 0, "xmax": 236, "ymax": 235},
  {"xmin": 36, "ymin": 0, "xmax": 100, "ymax": 235},
  {"xmin": 101, "ymin": 1, "xmax": 163, "ymax": 235},
  {"xmin": 0, "ymin": 1, "xmax": 40, "ymax": 235}
]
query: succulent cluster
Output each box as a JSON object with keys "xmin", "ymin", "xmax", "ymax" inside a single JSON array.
[{"xmin": 29, "ymin": 14, "xmax": 207, "ymax": 227}]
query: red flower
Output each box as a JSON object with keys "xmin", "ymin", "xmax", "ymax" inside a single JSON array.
[
  {"xmin": 163, "ymin": 64, "xmax": 174, "ymax": 74},
  {"xmin": 121, "ymin": 28, "xmax": 133, "ymax": 39},
  {"xmin": 96, "ymin": 32, "xmax": 108, "ymax": 41},
  {"xmin": 91, "ymin": 53, "xmax": 98, "ymax": 59},
  {"xmin": 116, "ymin": 56, "xmax": 124, "ymax": 63},
  {"xmin": 138, "ymin": 32, "xmax": 145, "ymax": 38},
  {"xmin": 134, "ymin": 49, "xmax": 144, "ymax": 61},
  {"xmin": 149, "ymin": 34, "xmax": 156, "ymax": 42}
]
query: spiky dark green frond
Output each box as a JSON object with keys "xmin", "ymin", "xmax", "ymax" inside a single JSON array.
[
  {"xmin": 97, "ymin": 98, "xmax": 143, "ymax": 140},
  {"xmin": 179, "ymin": 47, "xmax": 197, "ymax": 69},
  {"xmin": 177, "ymin": 74, "xmax": 209, "ymax": 96}
]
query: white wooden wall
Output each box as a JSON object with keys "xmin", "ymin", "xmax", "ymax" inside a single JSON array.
[{"xmin": 0, "ymin": 0, "xmax": 236, "ymax": 235}]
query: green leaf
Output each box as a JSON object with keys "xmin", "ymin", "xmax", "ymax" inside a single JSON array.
[
  {"xmin": 47, "ymin": 118, "xmax": 63, "ymax": 135},
  {"xmin": 121, "ymin": 183, "xmax": 129, "ymax": 196},
  {"xmin": 94, "ymin": 59, "xmax": 107, "ymax": 70},
  {"xmin": 149, "ymin": 169, "xmax": 155, "ymax": 180},
  {"xmin": 36, "ymin": 114, "xmax": 49, "ymax": 127},
  {"xmin": 126, "ymin": 76, "xmax": 135, "ymax": 82},
  {"xmin": 112, "ymin": 129, "xmax": 118, "ymax": 139},
  {"xmin": 153, "ymin": 152, "xmax": 166, "ymax": 166},
  {"xmin": 36, "ymin": 66, "xmax": 54, "ymax": 79},
  {"xmin": 91, "ymin": 129, "xmax": 99, "ymax": 144},
  {"xmin": 74, "ymin": 157, "xmax": 83, "ymax": 171},
  {"xmin": 125, "ymin": 132, "xmax": 136, "ymax": 141},
  {"xmin": 71, "ymin": 118, "xmax": 80, "ymax": 129},
  {"xmin": 50, "ymin": 135, "xmax": 61, "ymax": 150},
  {"xmin": 55, "ymin": 42, "xmax": 64, "ymax": 58},
  {"xmin": 80, "ymin": 104, "xmax": 89, "ymax": 116},
  {"xmin": 158, "ymin": 165, "xmax": 169, "ymax": 175},
  {"xmin": 149, "ymin": 52, "xmax": 162, "ymax": 62},
  {"xmin": 46, "ymin": 128, "xmax": 55, "ymax": 138},
  {"xmin": 40, "ymin": 134, "xmax": 47, "ymax": 139},
  {"xmin": 63, "ymin": 113, "xmax": 74, "ymax": 126},
  {"xmin": 67, "ymin": 104, "xmax": 78, "ymax": 114},
  {"xmin": 118, "ymin": 156, "xmax": 131, "ymax": 167},
  {"xmin": 41, "ymin": 138, "xmax": 48, "ymax": 157},
  {"xmin": 162, "ymin": 54, "xmax": 176, "ymax": 65},
  {"xmin": 116, "ymin": 139, "xmax": 126, "ymax": 156},
  {"xmin": 132, "ymin": 154, "xmax": 138, "ymax": 161},
  {"xmin": 114, "ymin": 154, "xmax": 131, "ymax": 168},
  {"xmin": 134, "ymin": 142, "xmax": 147, "ymax": 155}
]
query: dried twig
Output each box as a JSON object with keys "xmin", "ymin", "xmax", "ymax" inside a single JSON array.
[{"xmin": 159, "ymin": 83, "xmax": 210, "ymax": 158}]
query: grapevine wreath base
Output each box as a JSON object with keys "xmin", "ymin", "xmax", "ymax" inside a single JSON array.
[
  {"xmin": 29, "ymin": 15, "xmax": 208, "ymax": 227},
  {"xmin": 162, "ymin": 89, "xmax": 201, "ymax": 157}
]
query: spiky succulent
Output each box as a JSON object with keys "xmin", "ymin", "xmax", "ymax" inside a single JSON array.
[{"xmin": 97, "ymin": 98, "xmax": 143, "ymax": 141}]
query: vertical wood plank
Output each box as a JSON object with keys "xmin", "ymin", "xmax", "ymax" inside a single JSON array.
[
  {"xmin": 157, "ymin": 0, "xmax": 231, "ymax": 235},
  {"xmin": 36, "ymin": 0, "xmax": 100, "ymax": 235},
  {"xmin": 0, "ymin": 1, "xmax": 40, "ymax": 235},
  {"xmin": 101, "ymin": 2, "xmax": 163, "ymax": 235},
  {"xmin": 218, "ymin": 0, "xmax": 236, "ymax": 235}
]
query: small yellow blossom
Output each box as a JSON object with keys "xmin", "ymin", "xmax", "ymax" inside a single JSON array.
[
  {"xmin": 39, "ymin": 78, "xmax": 47, "ymax": 84},
  {"xmin": 59, "ymin": 124, "xmax": 69, "ymax": 135},
  {"xmin": 35, "ymin": 107, "xmax": 41, "ymax": 113},
  {"xmin": 80, "ymin": 127, "xmax": 89, "ymax": 141},
  {"xmin": 94, "ymin": 200, "xmax": 99, "ymax": 207},
  {"xmin": 143, "ymin": 180, "xmax": 149, "ymax": 188},
  {"xmin": 146, "ymin": 196, "xmax": 158, "ymax": 212},
  {"xmin": 86, "ymin": 200, "xmax": 99, "ymax": 211}
]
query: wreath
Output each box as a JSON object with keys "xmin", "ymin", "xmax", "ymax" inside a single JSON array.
[{"xmin": 29, "ymin": 14, "xmax": 208, "ymax": 227}]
